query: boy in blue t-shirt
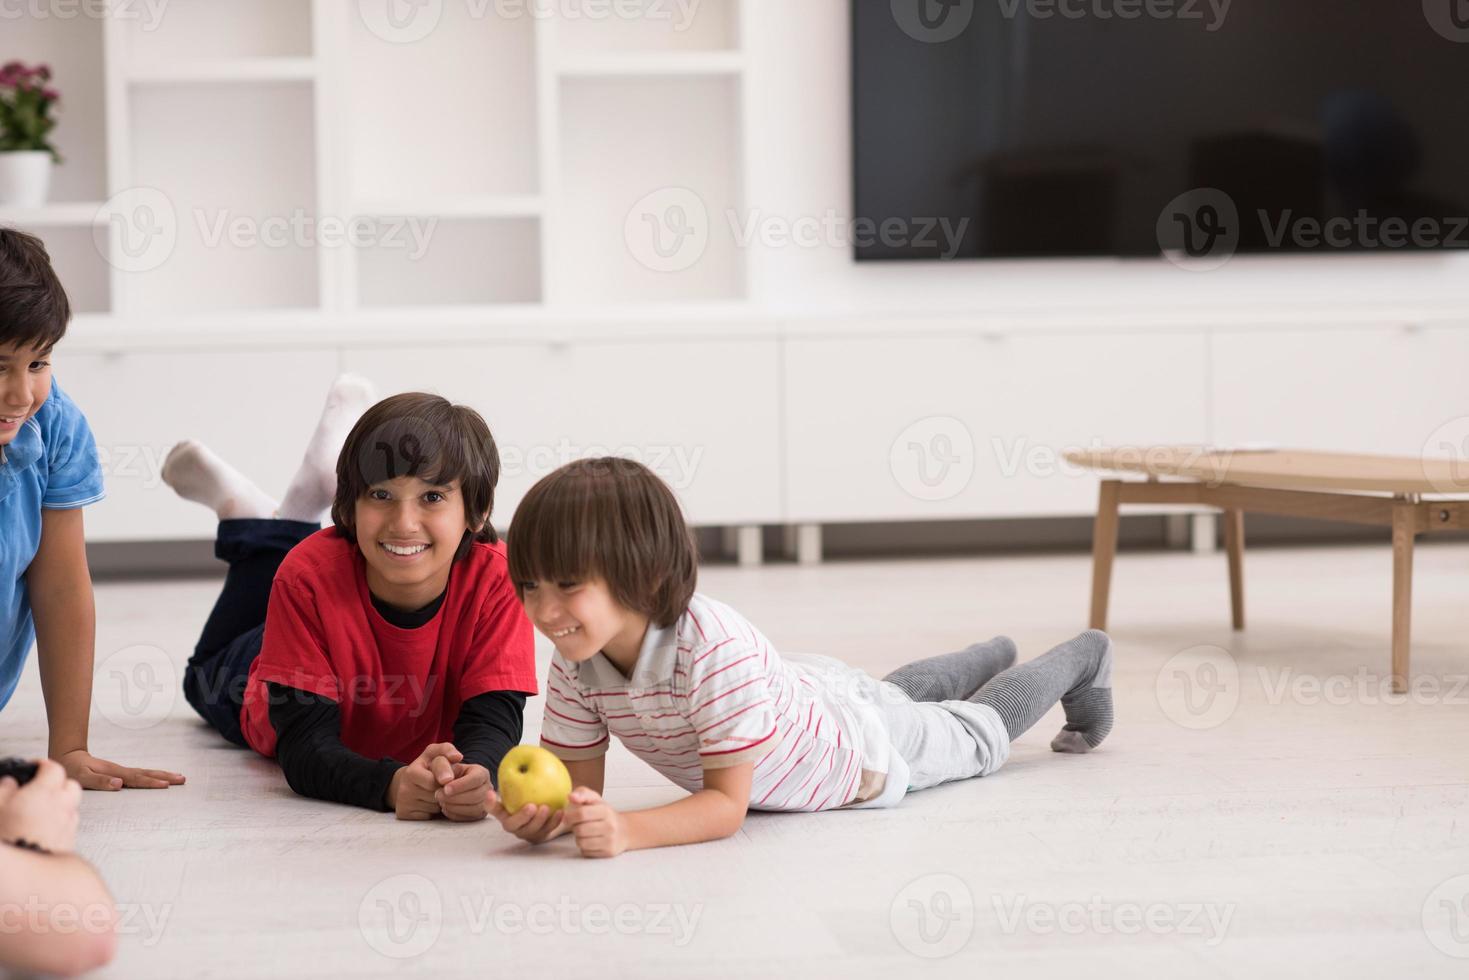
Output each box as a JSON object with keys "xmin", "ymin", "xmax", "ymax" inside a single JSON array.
[{"xmin": 0, "ymin": 228, "xmax": 184, "ymax": 791}]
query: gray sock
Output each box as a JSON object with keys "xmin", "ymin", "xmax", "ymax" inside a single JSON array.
[
  {"xmin": 882, "ymin": 636, "xmax": 1017, "ymax": 702},
  {"xmin": 969, "ymin": 630, "xmax": 1114, "ymax": 752}
]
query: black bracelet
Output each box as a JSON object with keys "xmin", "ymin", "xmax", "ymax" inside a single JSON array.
[{"xmin": 4, "ymin": 837, "xmax": 52, "ymax": 855}]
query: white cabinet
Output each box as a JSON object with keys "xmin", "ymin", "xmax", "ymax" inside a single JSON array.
[
  {"xmin": 56, "ymin": 322, "xmax": 1469, "ymax": 546},
  {"xmin": 60, "ymin": 349, "xmax": 342, "ymax": 541},
  {"xmin": 784, "ymin": 330, "xmax": 1210, "ymax": 522},
  {"xmin": 342, "ymin": 339, "xmax": 782, "ymax": 528},
  {"xmin": 1211, "ymin": 325, "xmax": 1469, "ymax": 458}
]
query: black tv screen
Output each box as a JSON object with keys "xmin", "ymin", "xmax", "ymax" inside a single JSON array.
[{"xmin": 853, "ymin": 1, "xmax": 1469, "ymax": 261}]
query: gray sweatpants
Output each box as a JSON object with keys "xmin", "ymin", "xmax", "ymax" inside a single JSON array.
[{"xmin": 785, "ymin": 654, "xmax": 1011, "ymax": 809}]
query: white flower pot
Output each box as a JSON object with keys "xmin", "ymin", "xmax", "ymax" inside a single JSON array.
[{"xmin": 0, "ymin": 151, "xmax": 53, "ymax": 208}]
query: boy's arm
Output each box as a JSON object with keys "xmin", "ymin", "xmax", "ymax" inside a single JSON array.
[
  {"xmin": 563, "ymin": 762, "xmax": 752, "ymax": 858},
  {"xmin": 451, "ymin": 691, "xmax": 527, "ymax": 777},
  {"xmin": 566, "ymin": 755, "xmax": 606, "ymax": 796},
  {"xmin": 0, "ymin": 845, "xmax": 118, "ymax": 976},
  {"xmin": 268, "ymin": 683, "xmax": 404, "ymax": 812},
  {"xmin": 29, "ymin": 508, "xmax": 185, "ymax": 791}
]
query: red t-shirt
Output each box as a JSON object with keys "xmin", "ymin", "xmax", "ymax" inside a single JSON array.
[{"xmin": 240, "ymin": 529, "xmax": 537, "ymax": 762}]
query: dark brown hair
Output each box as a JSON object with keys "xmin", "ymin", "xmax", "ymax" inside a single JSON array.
[
  {"xmin": 332, "ymin": 392, "xmax": 501, "ymax": 561},
  {"xmin": 507, "ymin": 457, "xmax": 698, "ymax": 628},
  {"xmin": 0, "ymin": 227, "xmax": 70, "ymax": 352}
]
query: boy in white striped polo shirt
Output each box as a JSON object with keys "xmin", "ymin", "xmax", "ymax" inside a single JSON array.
[{"xmin": 487, "ymin": 458, "xmax": 1113, "ymax": 858}]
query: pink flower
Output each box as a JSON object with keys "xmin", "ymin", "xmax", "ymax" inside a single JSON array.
[{"xmin": 0, "ymin": 62, "xmax": 58, "ymax": 99}]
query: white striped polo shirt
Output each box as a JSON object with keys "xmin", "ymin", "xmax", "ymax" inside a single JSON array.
[{"xmin": 539, "ymin": 593, "xmax": 883, "ymax": 812}]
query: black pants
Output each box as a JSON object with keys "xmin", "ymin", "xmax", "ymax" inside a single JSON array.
[{"xmin": 182, "ymin": 519, "xmax": 319, "ymax": 747}]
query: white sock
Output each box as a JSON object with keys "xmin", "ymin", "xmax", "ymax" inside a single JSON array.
[
  {"xmin": 161, "ymin": 440, "xmax": 278, "ymax": 521},
  {"xmin": 277, "ymin": 374, "xmax": 377, "ymax": 523}
]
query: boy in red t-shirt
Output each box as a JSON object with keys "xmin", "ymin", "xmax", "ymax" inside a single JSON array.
[{"xmin": 165, "ymin": 381, "xmax": 537, "ymax": 819}]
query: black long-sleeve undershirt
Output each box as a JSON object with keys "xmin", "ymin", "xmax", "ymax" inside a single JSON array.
[
  {"xmin": 451, "ymin": 691, "xmax": 527, "ymax": 777},
  {"xmin": 268, "ymin": 685, "xmax": 401, "ymax": 811},
  {"xmin": 268, "ymin": 686, "xmax": 528, "ymax": 811}
]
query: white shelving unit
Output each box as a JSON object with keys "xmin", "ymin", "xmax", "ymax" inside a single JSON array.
[
  {"xmin": 5, "ymin": 0, "xmax": 749, "ymax": 322},
  {"xmin": 2, "ymin": 0, "xmax": 761, "ymax": 542}
]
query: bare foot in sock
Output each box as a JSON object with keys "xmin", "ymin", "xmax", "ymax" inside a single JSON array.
[
  {"xmin": 277, "ymin": 374, "xmax": 376, "ymax": 522},
  {"xmin": 969, "ymin": 628, "xmax": 1114, "ymax": 752},
  {"xmin": 161, "ymin": 440, "xmax": 278, "ymax": 520},
  {"xmin": 1050, "ymin": 630, "xmax": 1114, "ymax": 754}
]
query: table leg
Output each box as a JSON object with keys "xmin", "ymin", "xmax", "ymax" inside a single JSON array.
[
  {"xmin": 1391, "ymin": 500, "xmax": 1417, "ymax": 695},
  {"xmin": 1223, "ymin": 508, "xmax": 1245, "ymax": 630},
  {"xmin": 1089, "ymin": 480, "xmax": 1122, "ymax": 630}
]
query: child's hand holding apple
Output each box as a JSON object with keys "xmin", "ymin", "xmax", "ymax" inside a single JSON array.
[{"xmin": 487, "ymin": 746, "xmax": 573, "ymax": 845}]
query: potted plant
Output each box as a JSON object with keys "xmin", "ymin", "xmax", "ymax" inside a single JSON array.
[{"xmin": 0, "ymin": 61, "xmax": 60, "ymax": 208}]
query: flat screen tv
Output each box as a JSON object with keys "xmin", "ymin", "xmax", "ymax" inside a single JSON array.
[{"xmin": 853, "ymin": 1, "xmax": 1469, "ymax": 261}]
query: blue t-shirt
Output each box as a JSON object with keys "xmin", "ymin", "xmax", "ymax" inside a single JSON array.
[{"xmin": 0, "ymin": 379, "xmax": 105, "ymax": 711}]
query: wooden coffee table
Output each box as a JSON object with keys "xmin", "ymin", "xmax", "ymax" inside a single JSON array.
[{"xmin": 1066, "ymin": 447, "xmax": 1469, "ymax": 692}]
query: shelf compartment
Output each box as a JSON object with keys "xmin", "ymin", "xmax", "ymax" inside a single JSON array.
[
  {"xmin": 125, "ymin": 83, "xmax": 320, "ymax": 315},
  {"xmin": 5, "ymin": 16, "xmax": 109, "ymax": 202},
  {"xmin": 120, "ymin": 0, "xmax": 314, "ymax": 63},
  {"xmin": 346, "ymin": 3, "xmax": 538, "ymax": 202},
  {"xmin": 354, "ymin": 217, "xmax": 542, "ymax": 308}
]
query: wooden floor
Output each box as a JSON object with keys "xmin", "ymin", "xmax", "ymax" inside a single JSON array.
[{"xmin": 4, "ymin": 541, "xmax": 1469, "ymax": 978}]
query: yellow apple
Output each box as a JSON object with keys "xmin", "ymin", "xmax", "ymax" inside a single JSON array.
[{"xmin": 497, "ymin": 745, "xmax": 572, "ymax": 813}]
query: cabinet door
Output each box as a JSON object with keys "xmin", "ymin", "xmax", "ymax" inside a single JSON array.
[
  {"xmin": 343, "ymin": 340, "xmax": 782, "ymax": 526},
  {"xmin": 784, "ymin": 331, "xmax": 1208, "ymax": 522},
  {"xmin": 60, "ymin": 349, "xmax": 342, "ymax": 541},
  {"xmin": 983, "ymin": 331, "xmax": 1209, "ymax": 516},
  {"xmin": 1210, "ymin": 326, "xmax": 1469, "ymax": 457}
]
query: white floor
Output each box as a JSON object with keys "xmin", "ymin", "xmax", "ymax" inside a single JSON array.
[{"xmin": 4, "ymin": 540, "xmax": 1469, "ymax": 979}]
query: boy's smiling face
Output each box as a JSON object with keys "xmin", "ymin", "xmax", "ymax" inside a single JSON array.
[
  {"xmin": 354, "ymin": 475, "xmax": 471, "ymax": 611},
  {"xmin": 0, "ymin": 342, "xmax": 53, "ymax": 446},
  {"xmin": 519, "ymin": 577, "xmax": 649, "ymax": 675}
]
